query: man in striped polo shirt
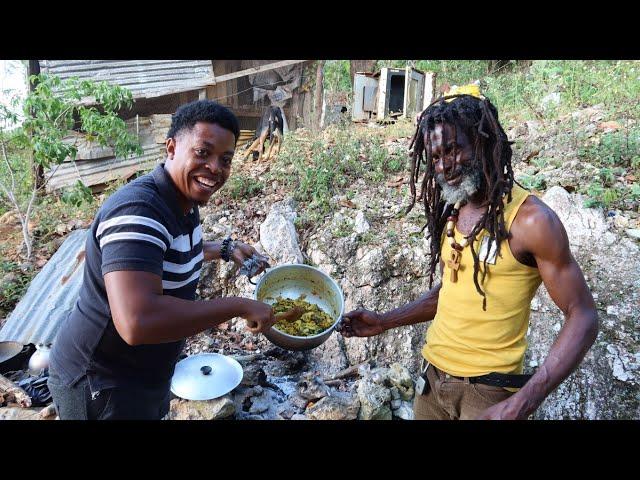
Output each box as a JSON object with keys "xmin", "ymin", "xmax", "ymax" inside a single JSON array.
[{"xmin": 48, "ymin": 100, "xmax": 275, "ymax": 420}]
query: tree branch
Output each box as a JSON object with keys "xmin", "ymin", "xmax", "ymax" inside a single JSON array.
[{"xmin": 1, "ymin": 137, "xmax": 17, "ymax": 193}]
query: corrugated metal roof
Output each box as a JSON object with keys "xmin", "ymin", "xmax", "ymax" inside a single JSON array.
[
  {"xmin": 39, "ymin": 60, "xmax": 215, "ymax": 99},
  {"xmin": 45, "ymin": 144, "xmax": 163, "ymax": 191},
  {"xmin": 0, "ymin": 229, "xmax": 88, "ymax": 346}
]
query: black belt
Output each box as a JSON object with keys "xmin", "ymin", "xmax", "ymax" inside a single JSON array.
[{"xmin": 432, "ymin": 365, "xmax": 533, "ymax": 389}]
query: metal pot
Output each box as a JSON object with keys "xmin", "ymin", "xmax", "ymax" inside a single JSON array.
[
  {"xmin": 0, "ymin": 341, "xmax": 31, "ymax": 374},
  {"xmin": 254, "ymin": 264, "xmax": 344, "ymax": 351}
]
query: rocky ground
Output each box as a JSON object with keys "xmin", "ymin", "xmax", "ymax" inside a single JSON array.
[
  {"xmin": 172, "ymin": 105, "xmax": 639, "ymax": 420},
  {"xmin": 1, "ymin": 103, "xmax": 638, "ymax": 420}
]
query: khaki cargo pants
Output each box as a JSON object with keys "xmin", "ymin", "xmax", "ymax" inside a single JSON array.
[{"xmin": 413, "ymin": 362, "xmax": 514, "ymax": 420}]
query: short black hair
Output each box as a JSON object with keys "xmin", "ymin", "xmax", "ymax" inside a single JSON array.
[{"xmin": 167, "ymin": 100, "xmax": 240, "ymax": 141}]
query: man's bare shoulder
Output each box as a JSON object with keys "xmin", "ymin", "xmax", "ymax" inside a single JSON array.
[{"xmin": 511, "ymin": 193, "xmax": 568, "ymax": 255}]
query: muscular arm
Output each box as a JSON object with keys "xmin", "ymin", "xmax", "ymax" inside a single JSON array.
[
  {"xmin": 498, "ymin": 198, "xmax": 598, "ymax": 418},
  {"xmin": 380, "ymin": 282, "xmax": 441, "ymax": 330},
  {"xmin": 340, "ymin": 262, "xmax": 443, "ymax": 338},
  {"xmin": 104, "ymin": 270, "xmax": 270, "ymax": 346}
]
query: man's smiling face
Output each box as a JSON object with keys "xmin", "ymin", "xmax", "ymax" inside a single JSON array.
[
  {"xmin": 165, "ymin": 122, "xmax": 236, "ymax": 209},
  {"xmin": 427, "ymin": 122, "xmax": 483, "ymax": 205}
]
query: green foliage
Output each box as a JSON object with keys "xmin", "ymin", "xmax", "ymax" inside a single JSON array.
[
  {"xmin": 332, "ymin": 218, "xmax": 353, "ymax": 238},
  {"xmin": 324, "ymin": 60, "xmax": 352, "ymax": 93},
  {"xmin": 268, "ymin": 123, "xmax": 414, "ymax": 226},
  {"xmin": 224, "ymin": 174, "xmax": 264, "ymax": 200},
  {"xmin": 579, "ymin": 128, "xmax": 640, "ymax": 168},
  {"xmin": 518, "ymin": 173, "xmax": 547, "ymax": 191},
  {"xmin": 0, "ymin": 261, "xmax": 34, "ymax": 317},
  {"xmin": 61, "ymin": 180, "xmax": 94, "ymax": 207},
  {"xmin": 370, "ymin": 61, "xmax": 639, "ymax": 122},
  {"xmin": 0, "ymin": 73, "xmax": 143, "ymax": 259},
  {"xmin": 578, "ymin": 126, "xmax": 640, "ymax": 209},
  {"xmin": 20, "ymin": 73, "xmax": 143, "ymax": 170}
]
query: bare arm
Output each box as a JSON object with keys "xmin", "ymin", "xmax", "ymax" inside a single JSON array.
[
  {"xmin": 104, "ymin": 270, "xmax": 274, "ymax": 346},
  {"xmin": 339, "ymin": 262, "xmax": 443, "ymax": 338},
  {"xmin": 381, "ymin": 282, "xmax": 441, "ymax": 329},
  {"xmin": 202, "ymin": 240, "xmax": 224, "ymax": 261},
  {"xmin": 480, "ymin": 199, "xmax": 598, "ymax": 419}
]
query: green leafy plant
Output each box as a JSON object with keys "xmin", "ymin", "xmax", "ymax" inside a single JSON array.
[
  {"xmin": 0, "ymin": 73, "xmax": 142, "ymax": 260},
  {"xmin": 518, "ymin": 174, "xmax": 547, "ymax": 191},
  {"xmin": 224, "ymin": 174, "xmax": 264, "ymax": 200},
  {"xmin": 61, "ymin": 180, "xmax": 94, "ymax": 207}
]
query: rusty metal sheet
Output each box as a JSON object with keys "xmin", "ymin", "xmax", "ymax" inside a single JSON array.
[
  {"xmin": 0, "ymin": 229, "xmax": 89, "ymax": 346},
  {"xmin": 39, "ymin": 60, "xmax": 214, "ymax": 99}
]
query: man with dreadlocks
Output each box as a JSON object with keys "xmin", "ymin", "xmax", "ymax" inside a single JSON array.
[{"xmin": 337, "ymin": 87, "xmax": 598, "ymax": 420}]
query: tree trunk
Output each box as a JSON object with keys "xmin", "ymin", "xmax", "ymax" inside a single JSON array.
[{"xmin": 314, "ymin": 61, "xmax": 325, "ymax": 131}]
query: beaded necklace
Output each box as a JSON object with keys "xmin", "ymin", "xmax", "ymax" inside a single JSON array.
[{"xmin": 445, "ymin": 200, "xmax": 474, "ymax": 283}]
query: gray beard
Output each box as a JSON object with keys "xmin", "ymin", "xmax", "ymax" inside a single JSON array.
[{"xmin": 436, "ymin": 168, "xmax": 483, "ymax": 206}]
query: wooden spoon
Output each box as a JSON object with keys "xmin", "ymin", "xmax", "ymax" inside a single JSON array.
[{"xmin": 274, "ymin": 306, "xmax": 305, "ymax": 323}]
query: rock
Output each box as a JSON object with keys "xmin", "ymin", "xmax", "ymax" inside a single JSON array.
[
  {"xmin": 606, "ymin": 305, "xmax": 620, "ymax": 316},
  {"xmin": 525, "ymin": 120, "xmax": 542, "ymax": 139},
  {"xmin": 356, "ymin": 379, "xmax": 392, "ymax": 420},
  {"xmin": 0, "ymin": 211, "xmax": 17, "ymax": 224},
  {"xmin": 354, "ymin": 210, "xmax": 370, "ymax": 234},
  {"xmin": 390, "ymin": 387, "xmax": 401, "ymax": 400},
  {"xmin": 277, "ymin": 405, "xmax": 297, "ymax": 419},
  {"xmin": 241, "ymin": 364, "xmax": 267, "ymax": 387},
  {"xmin": 245, "ymin": 414, "xmax": 264, "ymax": 420},
  {"xmin": 605, "ymin": 345, "xmax": 639, "ymax": 384},
  {"xmin": 290, "ymin": 414, "xmax": 308, "ymax": 420},
  {"xmin": 626, "ymin": 229, "xmax": 640, "ymax": 240},
  {"xmin": 1, "ymin": 272, "xmax": 18, "ymax": 287},
  {"xmin": 167, "ymin": 396, "xmax": 236, "ymax": 420},
  {"xmin": 368, "ymin": 366, "xmax": 391, "ymax": 386},
  {"xmin": 540, "ymin": 92, "xmax": 561, "ymax": 111},
  {"xmin": 541, "ymin": 187, "xmax": 609, "ymax": 249},
  {"xmin": 289, "ymin": 393, "xmax": 309, "ymax": 411},
  {"xmin": 297, "ymin": 372, "xmax": 330, "ymax": 401},
  {"xmin": 392, "ymin": 401, "xmax": 415, "ymax": 420},
  {"xmin": 388, "ymin": 363, "xmax": 415, "ymax": 401},
  {"xmin": 597, "ymin": 121, "xmax": 622, "ymax": 133},
  {"xmin": 0, "ymin": 407, "xmax": 43, "ymax": 420},
  {"xmin": 391, "ymin": 399, "xmax": 402, "ymax": 410},
  {"xmin": 306, "ymin": 391, "xmax": 360, "ymax": 420},
  {"xmin": 248, "ymin": 392, "xmax": 272, "ymax": 415},
  {"xmin": 259, "ymin": 198, "xmax": 304, "ymax": 264}
]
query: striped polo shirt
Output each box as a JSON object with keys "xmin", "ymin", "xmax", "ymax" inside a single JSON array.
[{"xmin": 50, "ymin": 164, "xmax": 204, "ymax": 391}]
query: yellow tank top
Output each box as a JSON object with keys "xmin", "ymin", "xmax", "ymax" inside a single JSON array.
[{"xmin": 422, "ymin": 185, "xmax": 542, "ymax": 377}]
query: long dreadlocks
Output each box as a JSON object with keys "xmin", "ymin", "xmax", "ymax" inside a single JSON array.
[{"xmin": 407, "ymin": 94, "xmax": 516, "ymax": 310}]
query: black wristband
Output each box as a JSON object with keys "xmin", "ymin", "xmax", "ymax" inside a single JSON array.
[{"xmin": 221, "ymin": 237, "xmax": 234, "ymax": 262}]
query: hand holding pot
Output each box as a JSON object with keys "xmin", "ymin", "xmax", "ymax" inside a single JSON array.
[{"xmin": 337, "ymin": 308, "xmax": 386, "ymax": 338}]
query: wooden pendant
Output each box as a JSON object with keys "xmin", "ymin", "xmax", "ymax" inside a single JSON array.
[{"xmin": 447, "ymin": 249, "xmax": 462, "ymax": 282}]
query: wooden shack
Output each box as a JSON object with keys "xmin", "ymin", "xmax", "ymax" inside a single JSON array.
[{"xmin": 29, "ymin": 60, "xmax": 317, "ymax": 191}]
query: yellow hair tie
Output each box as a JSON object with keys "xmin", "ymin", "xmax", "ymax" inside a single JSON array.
[{"xmin": 444, "ymin": 83, "xmax": 484, "ymax": 102}]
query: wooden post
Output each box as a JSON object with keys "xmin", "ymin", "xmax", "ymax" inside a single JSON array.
[{"xmin": 314, "ymin": 61, "xmax": 325, "ymax": 131}]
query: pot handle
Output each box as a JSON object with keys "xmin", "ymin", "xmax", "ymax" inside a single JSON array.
[
  {"xmin": 240, "ymin": 254, "xmax": 271, "ymax": 285},
  {"xmin": 247, "ymin": 266, "xmax": 270, "ymax": 285}
]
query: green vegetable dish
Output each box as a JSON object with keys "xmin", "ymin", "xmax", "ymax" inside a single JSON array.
[{"xmin": 271, "ymin": 295, "xmax": 334, "ymax": 336}]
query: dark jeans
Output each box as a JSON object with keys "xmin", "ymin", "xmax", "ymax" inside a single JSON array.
[{"xmin": 47, "ymin": 371, "xmax": 171, "ymax": 420}]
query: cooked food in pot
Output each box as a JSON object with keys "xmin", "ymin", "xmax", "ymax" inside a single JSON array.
[{"xmin": 271, "ymin": 295, "xmax": 334, "ymax": 337}]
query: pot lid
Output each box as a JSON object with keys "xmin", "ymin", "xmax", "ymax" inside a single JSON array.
[{"xmin": 170, "ymin": 353, "xmax": 243, "ymax": 401}]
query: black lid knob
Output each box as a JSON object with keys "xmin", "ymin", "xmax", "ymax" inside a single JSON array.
[{"xmin": 200, "ymin": 365, "xmax": 212, "ymax": 375}]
